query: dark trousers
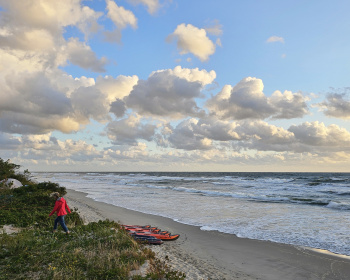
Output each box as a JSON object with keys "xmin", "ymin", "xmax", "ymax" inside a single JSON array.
[{"xmin": 54, "ymin": 215, "xmax": 68, "ymax": 232}]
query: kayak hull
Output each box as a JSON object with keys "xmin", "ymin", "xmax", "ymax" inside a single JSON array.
[
  {"xmin": 122, "ymin": 225, "xmax": 180, "ymax": 241},
  {"xmin": 131, "ymin": 234, "xmax": 163, "ymax": 245},
  {"xmin": 129, "ymin": 231, "xmax": 180, "ymax": 241}
]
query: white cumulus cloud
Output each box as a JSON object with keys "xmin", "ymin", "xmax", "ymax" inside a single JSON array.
[
  {"xmin": 207, "ymin": 77, "xmax": 309, "ymax": 120},
  {"xmin": 105, "ymin": 0, "xmax": 137, "ymax": 43},
  {"xmin": 125, "ymin": 67, "xmax": 213, "ymax": 118},
  {"xmin": 205, "ymin": 20, "xmax": 223, "ymax": 36},
  {"xmin": 0, "ymin": 0, "xmax": 102, "ymax": 38},
  {"xmin": 289, "ymin": 121, "xmax": 350, "ymax": 147},
  {"xmin": 65, "ymin": 38, "xmax": 108, "ymax": 72},
  {"xmin": 166, "ymin": 23, "xmax": 216, "ymax": 61},
  {"xmin": 150, "ymin": 66, "xmax": 216, "ymax": 86},
  {"xmin": 266, "ymin": 36, "xmax": 285, "ymax": 43},
  {"xmin": 127, "ymin": 0, "xmax": 161, "ymax": 15},
  {"xmin": 96, "ymin": 75, "xmax": 139, "ymax": 102},
  {"xmin": 315, "ymin": 90, "xmax": 350, "ymax": 119},
  {"xmin": 106, "ymin": 0, "xmax": 138, "ymax": 29},
  {"xmin": 167, "ymin": 118, "xmax": 214, "ymax": 150},
  {"xmin": 106, "ymin": 114, "xmax": 157, "ymax": 145}
]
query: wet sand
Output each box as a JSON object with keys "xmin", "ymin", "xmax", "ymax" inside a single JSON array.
[{"xmin": 65, "ymin": 189, "xmax": 350, "ymax": 280}]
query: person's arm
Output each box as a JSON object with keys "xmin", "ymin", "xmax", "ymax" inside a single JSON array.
[
  {"xmin": 49, "ymin": 202, "xmax": 58, "ymax": 216},
  {"xmin": 65, "ymin": 200, "xmax": 71, "ymax": 214}
]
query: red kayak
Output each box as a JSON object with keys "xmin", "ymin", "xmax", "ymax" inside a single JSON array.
[
  {"xmin": 122, "ymin": 225, "xmax": 180, "ymax": 241},
  {"xmin": 127, "ymin": 230, "xmax": 180, "ymax": 241},
  {"xmin": 122, "ymin": 225, "xmax": 158, "ymax": 230},
  {"xmin": 123, "ymin": 226, "xmax": 169, "ymax": 235},
  {"xmin": 131, "ymin": 234, "xmax": 163, "ymax": 245}
]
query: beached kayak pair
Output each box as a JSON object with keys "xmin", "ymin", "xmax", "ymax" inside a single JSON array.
[{"xmin": 122, "ymin": 225, "xmax": 180, "ymax": 244}]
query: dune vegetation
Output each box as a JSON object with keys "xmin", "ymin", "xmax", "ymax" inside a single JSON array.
[{"xmin": 0, "ymin": 158, "xmax": 185, "ymax": 279}]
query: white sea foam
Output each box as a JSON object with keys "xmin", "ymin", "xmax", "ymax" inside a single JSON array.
[{"xmin": 326, "ymin": 201, "xmax": 350, "ymax": 210}]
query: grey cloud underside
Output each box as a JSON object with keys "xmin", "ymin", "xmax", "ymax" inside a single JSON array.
[
  {"xmin": 106, "ymin": 116, "xmax": 157, "ymax": 145},
  {"xmin": 0, "ymin": 73, "xmax": 74, "ymax": 134},
  {"xmin": 289, "ymin": 122, "xmax": 350, "ymax": 147},
  {"xmin": 70, "ymin": 86, "xmax": 110, "ymax": 123},
  {"xmin": 0, "ymin": 73, "xmax": 72, "ymax": 117},
  {"xmin": 0, "ymin": 132, "xmax": 21, "ymax": 149},
  {"xmin": 103, "ymin": 29, "xmax": 122, "ymax": 44},
  {"xmin": 67, "ymin": 51, "xmax": 107, "ymax": 73},
  {"xmin": 125, "ymin": 72, "xmax": 206, "ymax": 118},
  {"xmin": 0, "ymin": 114, "xmax": 59, "ymax": 135},
  {"xmin": 207, "ymin": 78, "xmax": 309, "ymax": 120},
  {"xmin": 110, "ymin": 99, "xmax": 127, "ymax": 118},
  {"xmin": 163, "ymin": 118, "xmax": 350, "ymax": 153},
  {"xmin": 316, "ymin": 91, "xmax": 350, "ymax": 119},
  {"xmin": 66, "ymin": 38, "xmax": 108, "ymax": 73}
]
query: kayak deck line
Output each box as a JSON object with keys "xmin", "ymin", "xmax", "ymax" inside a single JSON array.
[{"xmin": 122, "ymin": 225, "xmax": 180, "ymax": 243}]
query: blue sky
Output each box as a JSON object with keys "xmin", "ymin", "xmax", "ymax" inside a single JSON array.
[{"xmin": 1, "ymin": 0, "xmax": 350, "ymax": 172}]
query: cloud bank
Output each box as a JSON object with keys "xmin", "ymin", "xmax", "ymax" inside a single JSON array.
[{"xmin": 0, "ymin": 0, "xmax": 349, "ymax": 171}]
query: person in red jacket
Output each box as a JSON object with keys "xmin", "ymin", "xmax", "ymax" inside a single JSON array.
[{"xmin": 49, "ymin": 192, "xmax": 71, "ymax": 234}]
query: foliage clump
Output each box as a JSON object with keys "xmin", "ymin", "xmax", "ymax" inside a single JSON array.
[
  {"xmin": 0, "ymin": 158, "xmax": 32, "ymax": 186},
  {"xmin": 0, "ymin": 181, "xmax": 82, "ymax": 228}
]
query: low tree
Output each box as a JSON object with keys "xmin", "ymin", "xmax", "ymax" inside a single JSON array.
[{"xmin": 0, "ymin": 158, "xmax": 32, "ymax": 185}]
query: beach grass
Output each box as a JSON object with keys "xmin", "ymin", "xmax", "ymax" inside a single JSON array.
[
  {"xmin": 0, "ymin": 220, "xmax": 185, "ymax": 279},
  {"xmin": 0, "ymin": 158, "xmax": 186, "ymax": 279}
]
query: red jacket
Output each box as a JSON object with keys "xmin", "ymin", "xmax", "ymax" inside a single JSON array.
[{"xmin": 49, "ymin": 197, "xmax": 71, "ymax": 217}]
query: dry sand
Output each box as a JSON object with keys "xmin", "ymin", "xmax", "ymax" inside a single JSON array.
[{"xmin": 65, "ymin": 189, "xmax": 350, "ymax": 280}]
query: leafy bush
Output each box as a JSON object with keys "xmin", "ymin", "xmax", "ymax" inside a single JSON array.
[
  {"xmin": 0, "ymin": 158, "xmax": 32, "ymax": 186},
  {"xmin": 0, "ymin": 181, "xmax": 82, "ymax": 228}
]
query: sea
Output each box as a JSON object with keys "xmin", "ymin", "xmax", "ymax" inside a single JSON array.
[{"xmin": 33, "ymin": 172, "xmax": 350, "ymax": 257}]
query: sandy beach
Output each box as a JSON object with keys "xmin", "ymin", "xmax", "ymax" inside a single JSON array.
[{"xmin": 65, "ymin": 189, "xmax": 350, "ymax": 280}]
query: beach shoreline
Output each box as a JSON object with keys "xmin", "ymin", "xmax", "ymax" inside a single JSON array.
[{"xmin": 65, "ymin": 189, "xmax": 350, "ymax": 280}]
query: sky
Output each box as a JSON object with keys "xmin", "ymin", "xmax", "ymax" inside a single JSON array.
[{"xmin": 1, "ymin": 0, "xmax": 350, "ymax": 172}]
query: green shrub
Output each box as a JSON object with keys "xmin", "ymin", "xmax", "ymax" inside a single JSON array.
[
  {"xmin": 0, "ymin": 182, "xmax": 82, "ymax": 228},
  {"xmin": 0, "ymin": 158, "xmax": 32, "ymax": 186}
]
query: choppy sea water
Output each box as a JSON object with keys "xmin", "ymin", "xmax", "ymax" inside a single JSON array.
[{"xmin": 33, "ymin": 172, "xmax": 350, "ymax": 256}]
